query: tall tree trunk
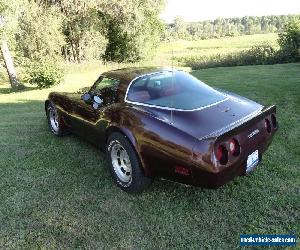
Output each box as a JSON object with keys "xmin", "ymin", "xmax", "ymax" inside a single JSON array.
[{"xmin": 1, "ymin": 40, "xmax": 20, "ymax": 88}]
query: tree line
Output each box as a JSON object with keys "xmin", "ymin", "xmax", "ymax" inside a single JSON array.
[
  {"xmin": 164, "ymin": 14, "xmax": 300, "ymax": 40},
  {"xmin": 0, "ymin": 0, "xmax": 299, "ymax": 89}
]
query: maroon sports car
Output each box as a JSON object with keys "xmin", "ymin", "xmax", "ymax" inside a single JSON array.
[{"xmin": 45, "ymin": 67, "xmax": 278, "ymax": 193}]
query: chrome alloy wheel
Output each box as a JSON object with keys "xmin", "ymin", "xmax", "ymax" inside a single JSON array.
[
  {"xmin": 48, "ymin": 106, "xmax": 59, "ymax": 133},
  {"xmin": 110, "ymin": 142, "xmax": 132, "ymax": 183}
]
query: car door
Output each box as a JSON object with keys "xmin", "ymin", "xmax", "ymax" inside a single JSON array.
[{"xmin": 70, "ymin": 76, "xmax": 119, "ymax": 147}]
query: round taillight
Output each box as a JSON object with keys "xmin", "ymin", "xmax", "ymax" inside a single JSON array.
[
  {"xmin": 271, "ymin": 114, "xmax": 277, "ymax": 128},
  {"xmin": 265, "ymin": 118, "xmax": 271, "ymax": 133},
  {"xmin": 229, "ymin": 138, "xmax": 240, "ymax": 157},
  {"xmin": 216, "ymin": 145, "xmax": 228, "ymax": 165}
]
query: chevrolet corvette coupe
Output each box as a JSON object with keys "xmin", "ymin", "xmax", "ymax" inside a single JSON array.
[{"xmin": 45, "ymin": 67, "xmax": 278, "ymax": 193}]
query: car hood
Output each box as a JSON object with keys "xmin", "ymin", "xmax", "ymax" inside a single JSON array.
[{"xmin": 143, "ymin": 92, "xmax": 263, "ymax": 140}]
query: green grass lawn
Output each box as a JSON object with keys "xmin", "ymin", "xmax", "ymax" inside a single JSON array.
[{"xmin": 0, "ymin": 63, "xmax": 299, "ymax": 249}]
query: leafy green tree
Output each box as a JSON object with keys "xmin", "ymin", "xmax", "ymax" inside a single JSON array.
[
  {"xmin": 102, "ymin": 0, "xmax": 165, "ymax": 62},
  {"xmin": 39, "ymin": 0, "xmax": 164, "ymax": 63},
  {"xmin": 173, "ymin": 16, "xmax": 187, "ymax": 39},
  {"xmin": 0, "ymin": 0, "xmax": 23, "ymax": 87},
  {"xmin": 278, "ymin": 18, "xmax": 300, "ymax": 60},
  {"xmin": 14, "ymin": 1, "xmax": 65, "ymax": 88},
  {"xmin": 38, "ymin": 0, "xmax": 107, "ymax": 62},
  {"xmin": 213, "ymin": 18, "xmax": 223, "ymax": 38},
  {"xmin": 59, "ymin": 0, "xmax": 106, "ymax": 62},
  {"xmin": 17, "ymin": 1, "xmax": 65, "ymax": 62}
]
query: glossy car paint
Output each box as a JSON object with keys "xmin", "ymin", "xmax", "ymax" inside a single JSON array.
[{"xmin": 45, "ymin": 67, "xmax": 278, "ymax": 188}]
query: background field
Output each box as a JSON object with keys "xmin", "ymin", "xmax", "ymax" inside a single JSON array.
[
  {"xmin": 0, "ymin": 58, "xmax": 299, "ymax": 247},
  {"xmin": 157, "ymin": 33, "xmax": 278, "ymax": 64}
]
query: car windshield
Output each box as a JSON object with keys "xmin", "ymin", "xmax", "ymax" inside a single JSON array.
[
  {"xmin": 93, "ymin": 76, "xmax": 119, "ymax": 92},
  {"xmin": 126, "ymin": 71, "xmax": 226, "ymax": 110}
]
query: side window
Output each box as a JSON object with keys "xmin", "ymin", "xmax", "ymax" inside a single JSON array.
[
  {"xmin": 92, "ymin": 76, "xmax": 119, "ymax": 105},
  {"xmin": 147, "ymin": 74, "xmax": 172, "ymax": 90},
  {"xmin": 127, "ymin": 76, "xmax": 151, "ymax": 103},
  {"xmin": 132, "ymin": 77, "xmax": 147, "ymax": 88},
  {"xmin": 127, "ymin": 72, "xmax": 174, "ymax": 103}
]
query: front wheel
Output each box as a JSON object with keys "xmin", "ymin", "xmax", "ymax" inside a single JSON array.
[
  {"xmin": 106, "ymin": 132, "xmax": 152, "ymax": 193},
  {"xmin": 46, "ymin": 102, "xmax": 67, "ymax": 136}
]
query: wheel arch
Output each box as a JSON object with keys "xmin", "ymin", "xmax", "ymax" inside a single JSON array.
[
  {"xmin": 105, "ymin": 125, "xmax": 153, "ymax": 177},
  {"xmin": 105, "ymin": 126, "xmax": 137, "ymax": 148}
]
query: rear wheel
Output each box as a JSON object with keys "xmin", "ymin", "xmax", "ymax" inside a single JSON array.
[
  {"xmin": 46, "ymin": 102, "xmax": 67, "ymax": 136},
  {"xmin": 106, "ymin": 132, "xmax": 152, "ymax": 193}
]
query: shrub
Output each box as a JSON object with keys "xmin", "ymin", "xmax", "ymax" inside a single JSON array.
[
  {"xmin": 175, "ymin": 44, "xmax": 281, "ymax": 70},
  {"xmin": 238, "ymin": 44, "xmax": 278, "ymax": 65},
  {"xmin": 26, "ymin": 60, "xmax": 63, "ymax": 88},
  {"xmin": 278, "ymin": 19, "xmax": 300, "ymax": 61}
]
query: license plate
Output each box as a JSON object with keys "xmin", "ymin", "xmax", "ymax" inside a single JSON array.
[{"xmin": 246, "ymin": 150, "xmax": 259, "ymax": 172}]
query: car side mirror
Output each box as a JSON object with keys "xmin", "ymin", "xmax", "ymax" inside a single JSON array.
[
  {"xmin": 81, "ymin": 92, "xmax": 91, "ymax": 102},
  {"xmin": 92, "ymin": 95, "xmax": 103, "ymax": 109}
]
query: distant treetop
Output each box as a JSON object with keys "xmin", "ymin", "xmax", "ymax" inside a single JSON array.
[{"xmin": 163, "ymin": 14, "xmax": 300, "ymax": 40}]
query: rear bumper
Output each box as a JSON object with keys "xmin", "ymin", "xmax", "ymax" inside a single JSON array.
[
  {"xmin": 191, "ymin": 160, "xmax": 247, "ymax": 188},
  {"xmin": 191, "ymin": 136, "xmax": 273, "ymax": 188}
]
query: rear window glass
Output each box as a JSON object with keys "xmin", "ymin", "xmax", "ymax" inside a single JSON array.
[{"xmin": 126, "ymin": 71, "xmax": 226, "ymax": 110}]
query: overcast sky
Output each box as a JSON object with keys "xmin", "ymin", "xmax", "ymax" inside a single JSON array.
[{"xmin": 161, "ymin": 0, "xmax": 300, "ymax": 23}]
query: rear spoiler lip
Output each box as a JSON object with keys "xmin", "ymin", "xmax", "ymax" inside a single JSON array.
[{"xmin": 199, "ymin": 105, "xmax": 276, "ymax": 140}]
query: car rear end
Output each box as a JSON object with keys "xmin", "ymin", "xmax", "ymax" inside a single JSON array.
[{"xmin": 192, "ymin": 105, "xmax": 278, "ymax": 188}]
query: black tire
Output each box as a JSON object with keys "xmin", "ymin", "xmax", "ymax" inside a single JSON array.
[
  {"xmin": 46, "ymin": 102, "xmax": 67, "ymax": 136},
  {"xmin": 106, "ymin": 132, "xmax": 152, "ymax": 193}
]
